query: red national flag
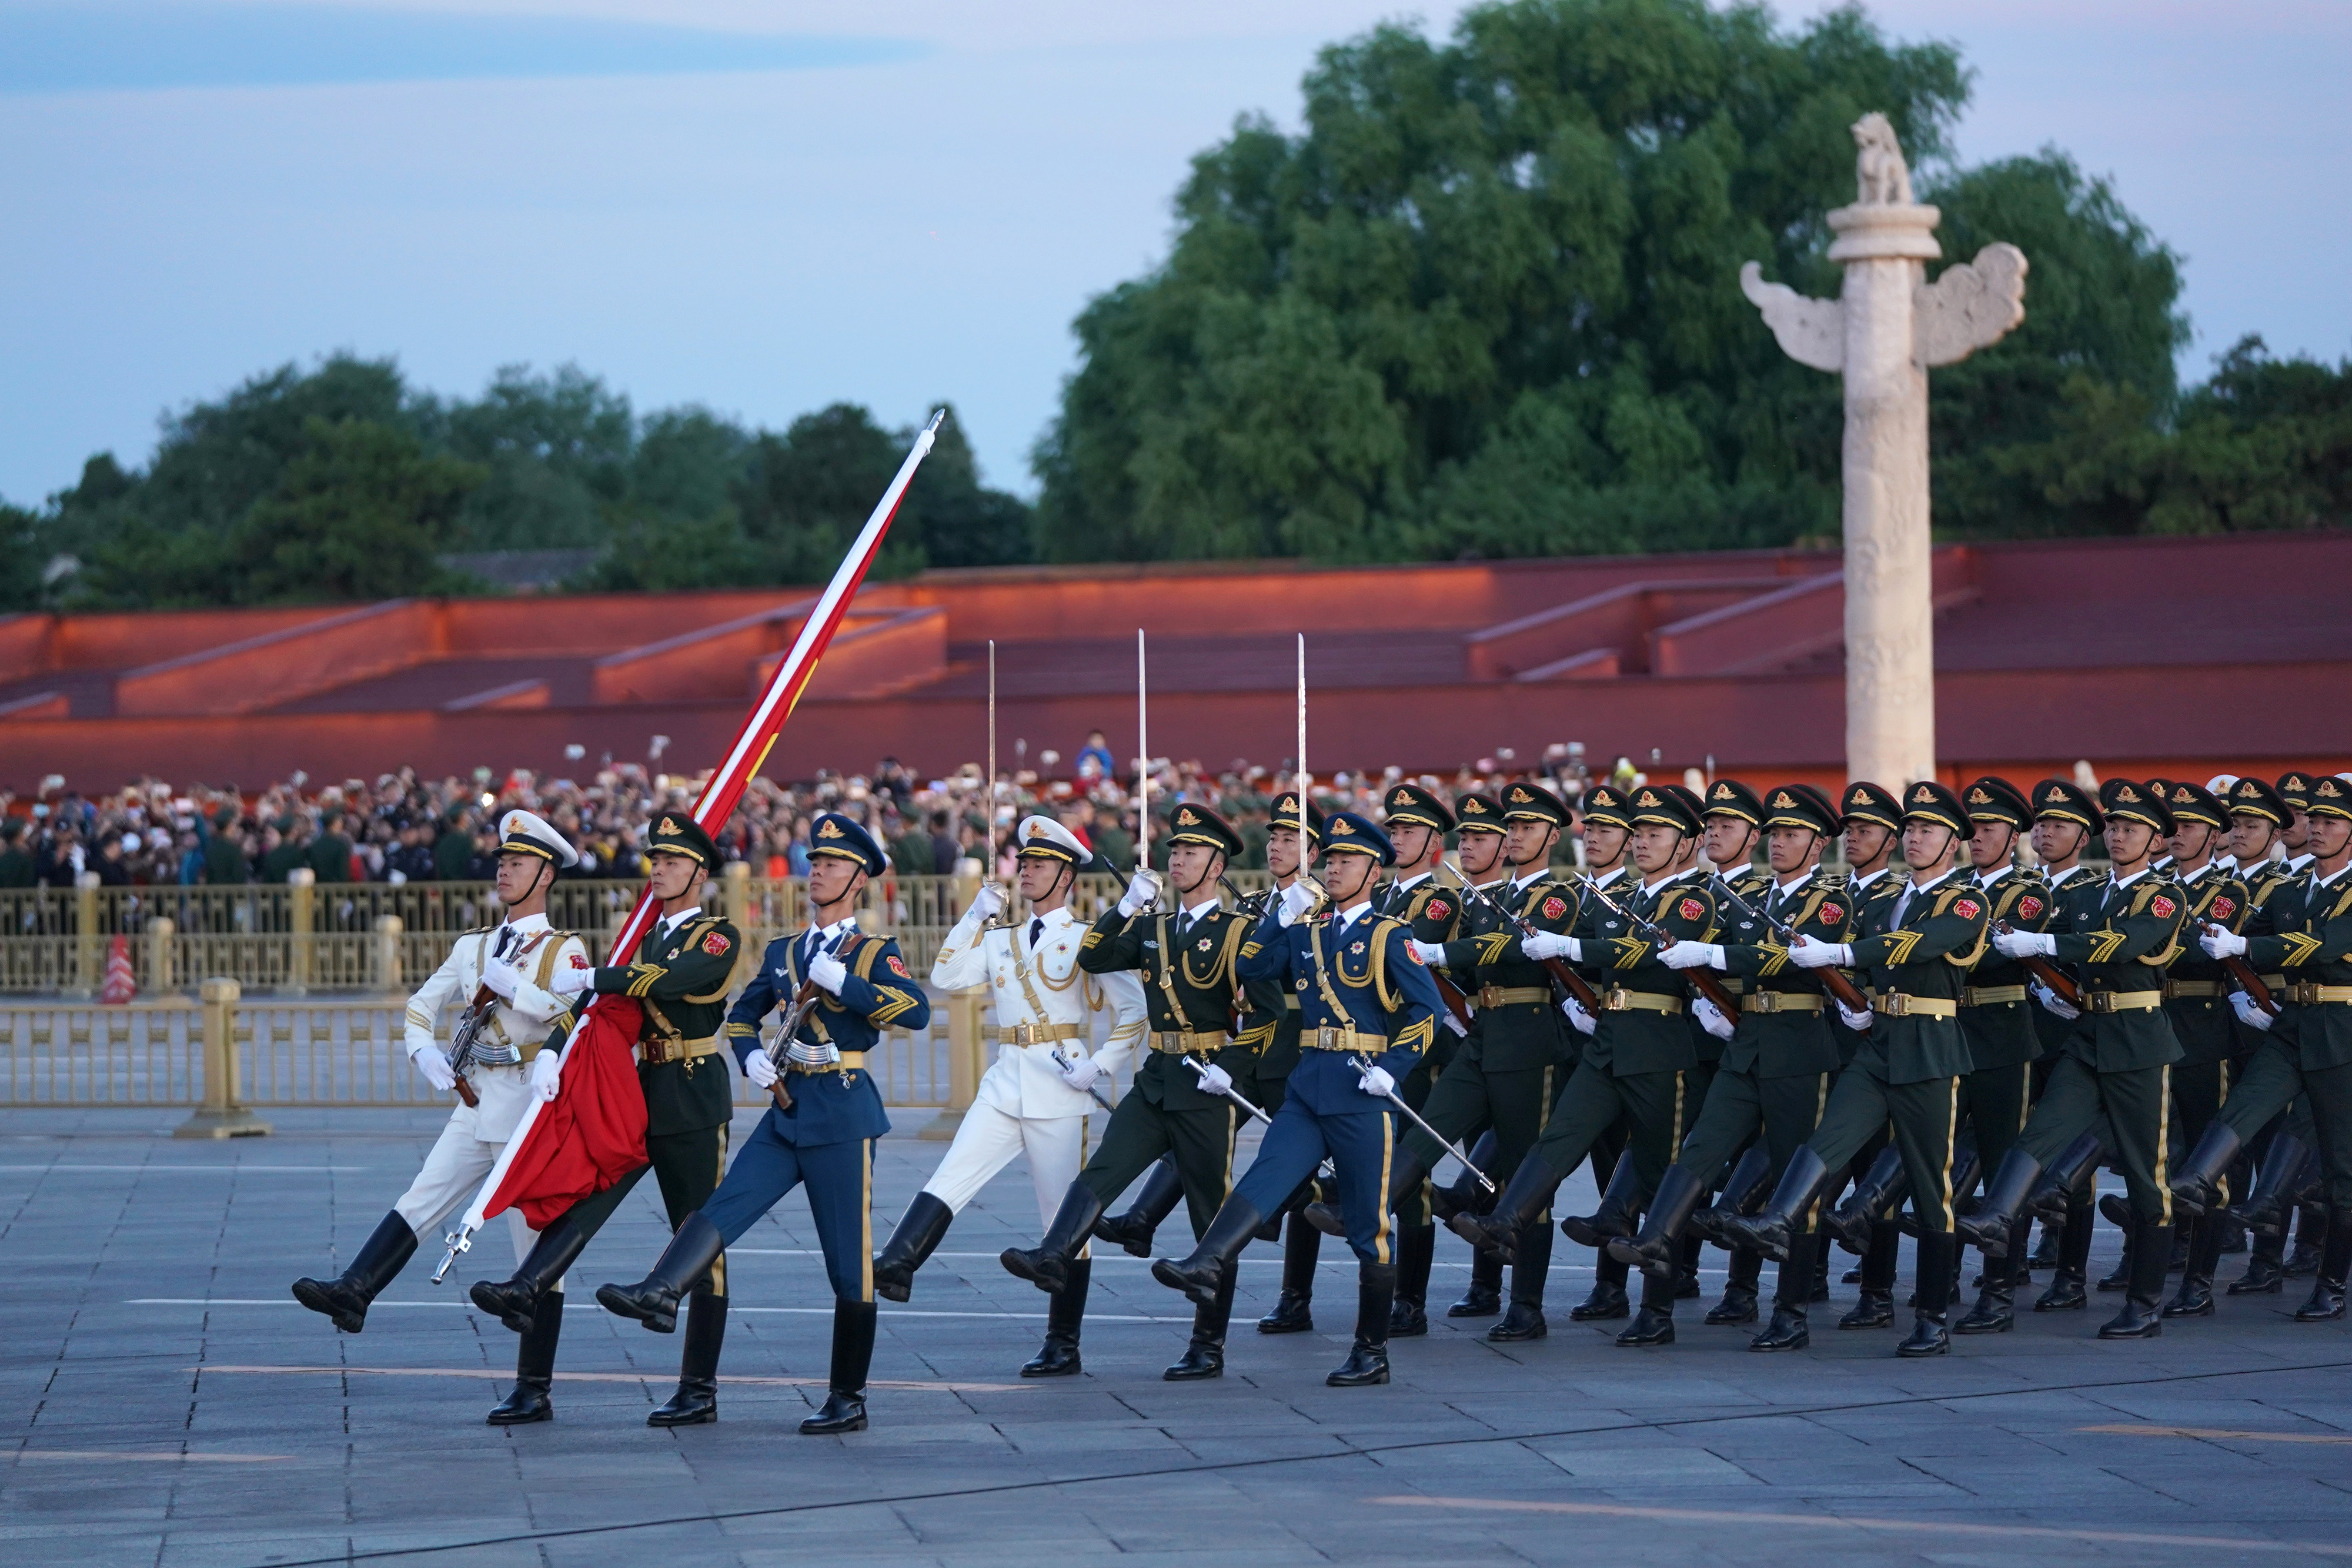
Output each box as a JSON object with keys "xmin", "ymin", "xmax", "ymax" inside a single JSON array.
[{"xmin": 502, "ymin": 1000, "xmax": 647, "ymax": 1231}]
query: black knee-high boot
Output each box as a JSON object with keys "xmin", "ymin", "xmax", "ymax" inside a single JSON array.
[
  {"xmin": 1391, "ymin": 1222, "xmax": 1435, "ymax": 1337},
  {"xmin": 1327, "ymin": 1262, "xmax": 1395, "ymax": 1386},
  {"xmin": 1491, "ymin": 1220, "xmax": 1551, "ymax": 1342},
  {"xmin": 1261, "ymin": 1205, "xmax": 1319, "ymax": 1333},
  {"xmin": 596, "ymin": 1212, "xmax": 725, "ymax": 1333},
  {"xmin": 486, "ymin": 1290, "xmax": 563, "ymax": 1425},
  {"xmin": 1840, "ymin": 1220, "xmax": 1899, "ymax": 1329},
  {"xmin": 801, "ymin": 1298, "xmax": 876, "ymax": 1433},
  {"xmin": 292, "ymin": 1210, "xmax": 417, "ymax": 1335},
  {"xmin": 1001, "ymin": 1182, "xmax": 1108, "ymax": 1294},
  {"xmin": 1614, "ymin": 1259, "xmax": 1678, "ymax": 1347},
  {"xmin": 1166, "ymin": 1262, "xmax": 1238, "ymax": 1380},
  {"xmin": 470, "ymin": 1215, "xmax": 587, "ymax": 1335},
  {"xmin": 1093, "ymin": 1155, "xmax": 1185, "ymax": 1257},
  {"xmin": 1023, "ymin": 1258, "xmax": 1090, "ymax": 1376},
  {"xmin": 871, "ymin": 1192, "xmax": 953, "ymax": 1303},
  {"xmin": 2294, "ymin": 1208, "xmax": 2352, "ymax": 1322},
  {"xmin": 2164, "ymin": 1212, "xmax": 2225, "ymax": 1318},
  {"xmin": 1897, "ymin": 1232, "xmax": 1954, "ymax": 1356},
  {"xmin": 1750, "ymin": 1233, "xmax": 1818, "ymax": 1351},
  {"xmin": 647, "ymin": 1289, "xmax": 727, "ymax": 1425},
  {"xmin": 1452, "ymin": 1244, "xmax": 1506, "ymax": 1318},
  {"xmin": 2036, "ymin": 1198, "xmax": 2093, "ymax": 1310},
  {"xmin": 1709, "ymin": 1246, "xmax": 1763, "ymax": 1324}
]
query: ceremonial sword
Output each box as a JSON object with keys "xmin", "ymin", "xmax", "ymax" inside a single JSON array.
[{"xmin": 1345, "ymin": 1052, "xmax": 1494, "ymax": 1192}]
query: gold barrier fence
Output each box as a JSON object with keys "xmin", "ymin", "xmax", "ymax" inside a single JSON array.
[{"xmin": 0, "ymin": 868, "xmax": 1271, "ymax": 997}]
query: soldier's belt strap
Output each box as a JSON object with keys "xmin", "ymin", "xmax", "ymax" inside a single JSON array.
[
  {"xmin": 1743, "ymin": 991, "xmax": 1823, "ymax": 1014},
  {"xmin": 1284, "ymin": 995, "xmax": 1301, "ymax": 1012},
  {"xmin": 787, "ymin": 1050, "xmax": 867, "ymax": 1074},
  {"xmin": 1872, "ymin": 993, "xmax": 1957, "ymax": 1019},
  {"xmin": 1306, "ymin": 1027, "xmax": 1388, "ymax": 1051},
  {"xmin": 1476, "ymin": 985, "xmax": 1551, "ymax": 1008},
  {"xmin": 2163, "ymin": 979, "xmax": 2223, "ymax": 999},
  {"xmin": 2084, "ymin": 989, "xmax": 2164, "ymax": 1014},
  {"xmin": 984, "ymin": 1022, "xmax": 1086, "ymax": 1045},
  {"xmin": 1600, "ymin": 987, "xmax": 1683, "ymax": 1015},
  {"xmin": 1961, "ymin": 985, "xmax": 2029, "ymax": 1007},
  {"xmin": 1716, "ymin": 977, "xmax": 1746, "ymax": 995},
  {"xmin": 1152, "ymin": 1030, "xmax": 1228, "ymax": 1054},
  {"xmin": 640, "ymin": 1034, "xmax": 721, "ymax": 1066},
  {"xmin": 2287, "ymin": 982, "xmax": 2352, "ymax": 1006},
  {"xmin": 2261, "ymin": 974, "xmax": 2288, "ymax": 989}
]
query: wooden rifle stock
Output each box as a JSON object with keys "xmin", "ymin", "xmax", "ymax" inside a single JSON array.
[
  {"xmin": 1439, "ymin": 865, "xmax": 1601, "ymax": 1012},
  {"xmin": 1582, "ymin": 879, "xmax": 1740, "ymax": 1021},
  {"xmin": 767, "ymin": 978, "xmax": 829, "ymax": 1111},
  {"xmin": 1705, "ymin": 874, "xmax": 1870, "ymax": 1015},
  {"xmin": 1994, "ymin": 920, "xmax": 2082, "ymax": 1008}
]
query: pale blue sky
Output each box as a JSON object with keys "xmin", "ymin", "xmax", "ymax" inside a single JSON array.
[{"xmin": 1, "ymin": 1, "xmax": 2344, "ymax": 507}]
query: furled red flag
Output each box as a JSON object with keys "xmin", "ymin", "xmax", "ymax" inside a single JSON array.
[{"xmin": 498, "ymin": 999, "xmax": 647, "ymax": 1230}]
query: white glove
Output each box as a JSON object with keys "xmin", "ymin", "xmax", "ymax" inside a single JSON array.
[
  {"xmin": 2200, "ymin": 926, "xmax": 2249, "ymax": 960},
  {"xmin": 1442, "ymin": 1010, "xmax": 1468, "ymax": 1038},
  {"xmin": 2230, "ymin": 991, "xmax": 2274, "ymax": 1031},
  {"xmin": 1519, "ymin": 931, "xmax": 1578, "ymax": 962},
  {"xmin": 410, "ymin": 1045, "xmax": 456, "ymax": 1093},
  {"xmin": 1194, "ymin": 1062, "xmax": 1234, "ymax": 1096},
  {"xmin": 1788, "ymin": 935, "xmax": 1851, "ymax": 969},
  {"xmin": 807, "ymin": 951, "xmax": 848, "ymax": 995},
  {"xmin": 1562, "ymin": 998, "xmax": 1596, "ymax": 1035},
  {"xmin": 1994, "ymin": 929, "xmax": 2057, "ymax": 959},
  {"xmin": 1118, "ymin": 870, "xmax": 1161, "ymax": 917},
  {"xmin": 1836, "ymin": 1001, "xmax": 1874, "ymax": 1032},
  {"xmin": 1693, "ymin": 997, "xmax": 1735, "ymax": 1041},
  {"xmin": 970, "ymin": 882, "xmax": 1004, "ymax": 922},
  {"xmin": 1661, "ymin": 940, "xmax": 1722, "ymax": 971},
  {"xmin": 548, "ymin": 962, "xmax": 593, "ymax": 999},
  {"xmin": 1278, "ymin": 881, "xmax": 1317, "ymax": 927},
  {"xmin": 744, "ymin": 1047, "xmax": 780, "ymax": 1088},
  {"xmin": 1060, "ymin": 1053, "xmax": 1104, "ymax": 1092},
  {"xmin": 1407, "ymin": 939, "xmax": 1448, "ymax": 966},
  {"xmin": 786, "ymin": 1036, "xmax": 841, "ymax": 1067},
  {"xmin": 2031, "ymin": 980, "xmax": 2080, "ymax": 1021},
  {"xmin": 528, "ymin": 1049, "xmax": 563, "ymax": 1102},
  {"xmin": 1357, "ymin": 1064, "xmax": 1396, "ymax": 1099},
  {"xmin": 479, "ymin": 952, "xmax": 520, "ymax": 1001}
]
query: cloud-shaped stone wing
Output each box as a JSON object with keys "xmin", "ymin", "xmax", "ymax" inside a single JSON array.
[
  {"xmin": 1915, "ymin": 242, "xmax": 2028, "ymax": 367},
  {"xmin": 1739, "ymin": 262, "xmax": 1842, "ymax": 372}
]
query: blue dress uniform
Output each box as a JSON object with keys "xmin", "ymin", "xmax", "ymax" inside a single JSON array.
[
  {"xmin": 1152, "ymin": 811, "xmax": 1442, "ymax": 1388},
  {"xmin": 597, "ymin": 813, "xmax": 926, "ymax": 1437}
]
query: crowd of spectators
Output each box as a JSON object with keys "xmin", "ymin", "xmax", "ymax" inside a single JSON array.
[{"xmin": 0, "ymin": 744, "xmax": 1631, "ymax": 891}]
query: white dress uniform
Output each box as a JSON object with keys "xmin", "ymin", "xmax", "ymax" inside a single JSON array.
[
  {"xmin": 395, "ymin": 911, "xmax": 587, "ymax": 1261},
  {"xmin": 925, "ymin": 897, "xmax": 1146, "ymax": 1225}
]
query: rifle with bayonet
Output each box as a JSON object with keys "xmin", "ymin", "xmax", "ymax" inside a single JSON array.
[
  {"xmin": 1581, "ymin": 876, "xmax": 1743, "ymax": 1022},
  {"xmin": 1442, "ymin": 859, "xmax": 1602, "ymax": 1014},
  {"xmin": 1705, "ymin": 872, "xmax": 1872, "ymax": 1015}
]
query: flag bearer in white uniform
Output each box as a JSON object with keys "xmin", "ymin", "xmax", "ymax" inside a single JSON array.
[
  {"xmin": 289, "ymin": 810, "xmax": 589, "ymax": 1423},
  {"xmin": 871, "ymin": 814, "xmax": 1146, "ymax": 1374}
]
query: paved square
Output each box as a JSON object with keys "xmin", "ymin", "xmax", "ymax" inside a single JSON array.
[{"xmin": 4, "ymin": 1107, "xmax": 2350, "ymax": 1567}]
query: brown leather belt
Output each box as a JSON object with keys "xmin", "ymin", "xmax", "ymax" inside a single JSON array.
[
  {"xmin": 1743, "ymin": 991, "xmax": 1823, "ymax": 1014},
  {"xmin": 1600, "ymin": 988, "xmax": 1683, "ymax": 1015},
  {"xmin": 1962, "ymin": 985, "xmax": 2029, "ymax": 1007},
  {"xmin": 1872, "ymin": 993, "xmax": 1957, "ymax": 1018},
  {"xmin": 1476, "ymin": 985, "xmax": 1549, "ymax": 1008},
  {"xmin": 640, "ymin": 1034, "xmax": 721, "ymax": 1066}
]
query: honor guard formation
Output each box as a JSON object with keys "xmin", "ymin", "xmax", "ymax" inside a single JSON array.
[{"xmin": 292, "ymin": 765, "xmax": 2352, "ymax": 1427}]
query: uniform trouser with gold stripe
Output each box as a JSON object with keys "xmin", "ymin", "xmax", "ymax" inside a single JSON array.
[
  {"xmin": 701, "ymin": 1114, "xmax": 874, "ymax": 1301},
  {"xmin": 1959, "ymin": 1061, "xmax": 2035, "ymax": 1188},
  {"xmin": 1676, "ymin": 1066, "xmax": 1834, "ymax": 1216},
  {"xmin": 2219, "ymin": 1043, "xmax": 2352, "ymax": 1210},
  {"xmin": 1516, "ymin": 1059, "xmax": 1692, "ymax": 1200},
  {"xmin": 2171, "ymin": 1058, "xmax": 2231, "ymax": 1184},
  {"xmin": 1399, "ymin": 1056, "xmax": 1557, "ymax": 1221},
  {"xmin": 2019, "ymin": 1057, "xmax": 2174, "ymax": 1224},
  {"xmin": 1079, "ymin": 1092, "xmax": 1238, "ymax": 1241},
  {"xmin": 1805, "ymin": 1065, "xmax": 1962, "ymax": 1232},
  {"xmin": 562, "ymin": 1121, "xmax": 734, "ymax": 1295},
  {"xmin": 1233, "ymin": 1099, "xmax": 1399, "ymax": 1265}
]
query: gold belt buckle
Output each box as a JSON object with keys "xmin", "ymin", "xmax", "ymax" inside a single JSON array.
[
  {"xmin": 1010, "ymin": 1024, "xmax": 1036, "ymax": 1046},
  {"xmin": 1749, "ymin": 992, "xmax": 1778, "ymax": 1014},
  {"xmin": 1477, "ymin": 985, "xmax": 1500, "ymax": 1009},
  {"xmin": 1879, "ymin": 994, "xmax": 1909, "ymax": 1017},
  {"xmin": 2088, "ymin": 992, "xmax": 2116, "ymax": 1014},
  {"xmin": 1602, "ymin": 987, "xmax": 1630, "ymax": 1012}
]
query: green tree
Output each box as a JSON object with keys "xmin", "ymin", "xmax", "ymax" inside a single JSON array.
[{"xmin": 228, "ymin": 418, "xmax": 486, "ymax": 602}]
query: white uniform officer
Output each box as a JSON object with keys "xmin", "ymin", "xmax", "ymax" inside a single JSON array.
[
  {"xmin": 871, "ymin": 814, "xmax": 1145, "ymax": 1374},
  {"xmin": 290, "ymin": 809, "xmax": 589, "ymax": 1423}
]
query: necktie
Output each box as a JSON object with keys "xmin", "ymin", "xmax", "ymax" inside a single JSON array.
[
  {"xmin": 1028, "ymin": 917, "xmax": 1043, "ymax": 950},
  {"xmin": 1890, "ymin": 884, "xmax": 1915, "ymax": 931}
]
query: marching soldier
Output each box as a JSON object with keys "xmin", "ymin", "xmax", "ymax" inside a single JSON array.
[
  {"xmin": 596, "ymin": 814, "xmax": 927, "ymax": 1435},
  {"xmin": 469, "ymin": 811, "xmax": 744, "ymax": 1424},
  {"xmin": 1455, "ymin": 783, "xmax": 1720, "ymax": 1348},
  {"xmin": 1154, "ymin": 811, "xmax": 1443, "ymax": 1387},
  {"xmin": 871, "ymin": 816, "xmax": 1146, "ymax": 1375},
  {"xmin": 2217, "ymin": 776, "xmax": 2304, "ymax": 1296},
  {"xmin": 1689, "ymin": 779, "xmax": 1773, "ymax": 1323},
  {"xmin": 1001, "ymin": 804, "xmax": 1279, "ymax": 1380},
  {"xmin": 2017, "ymin": 777, "xmax": 2107, "ymax": 1306},
  {"xmin": 1964, "ymin": 778, "xmax": 2190, "ymax": 1340},
  {"xmin": 1720, "ymin": 781, "xmax": 1989, "ymax": 1358},
  {"xmin": 1554, "ymin": 782, "xmax": 1642, "ymax": 1323},
  {"xmin": 1620, "ymin": 784, "xmax": 1849, "ymax": 1350},
  {"xmin": 291, "ymin": 811, "xmax": 587, "ymax": 1424},
  {"xmin": 2172, "ymin": 773, "xmax": 2352, "ymax": 1322}
]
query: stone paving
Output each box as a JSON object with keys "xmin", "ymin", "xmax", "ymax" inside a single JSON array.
[{"xmin": 4, "ymin": 1107, "xmax": 2351, "ymax": 1567}]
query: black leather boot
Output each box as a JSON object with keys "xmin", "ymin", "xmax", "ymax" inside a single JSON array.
[
  {"xmin": 1489, "ymin": 1221, "xmax": 1551, "ymax": 1342},
  {"xmin": 292, "ymin": 1209, "xmax": 417, "ymax": 1334},
  {"xmin": 2098, "ymin": 1227, "xmax": 2134, "ymax": 1292},
  {"xmin": 596, "ymin": 1212, "xmax": 725, "ymax": 1333},
  {"xmin": 1750, "ymin": 1233, "xmax": 1818, "ymax": 1351},
  {"xmin": 1259, "ymin": 1206, "xmax": 1318, "ymax": 1332},
  {"xmin": 1452, "ymin": 1245, "xmax": 1505, "ymax": 1317},
  {"xmin": 1717, "ymin": 1147, "xmax": 1833, "ymax": 1263},
  {"xmin": 800, "ymin": 1298, "xmax": 876, "ymax": 1433},
  {"xmin": 486, "ymin": 1289, "xmax": 562, "ymax": 1424},
  {"xmin": 1896, "ymin": 1232, "xmax": 1954, "ymax": 1356},
  {"xmin": 2228, "ymin": 1132, "xmax": 2310, "ymax": 1236},
  {"xmin": 647, "ymin": 1290, "xmax": 726, "ymax": 1425},
  {"xmin": 1606, "ymin": 1164, "xmax": 1708, "ymax": 1277},
  {"xmin": 1021, "ymin": 1258, "xmax": 1088, "ymax": 1376},
  {"xmin": 2286, "ymin": 1200, "xmax": 2328, "ymax": 1277},
  {"xmin": 2030, "ymin": 1217, "xmax": 2063, "ymax": 1269},
  {"xmin": 2167, "ymin": 1121, "xmax": 2245, "ymax": 1219},
  {"xmin": 1813, "ymin": 1241, "xmax": 1832, "ymax": 1302},
  {"xmin": 1676, "ymin": 1232, "xmax": 1703, "ymax": 1298},
  {"xmin": 1822, "ymin": 1145, "xmax": 1908, "ymax": 1255},
  {"xmin": 1391, "ymin": 1222, "xmax": 1435, "ymax": 1337},
  {"xmin": 1429, "ymin": 1132, "xmax": 1499, "ymax": 1224},
  {"xmin": 1613, "ymin": 1263, "xmax": 1677, "ymax": 1347},
  {"xmin": 1688, "ymin": 1145, "xmax": 1773, "ymax": 1246},
  {"xmin": 2163, "ymin": 1212, "xmax": 2224, "ymax": 1318},
  {"xmin": 1094, "ymin": 1155, "xmax": 1184, "ymax": 1258},
  {"xmin": 2229, "ymin": 1228, "xmax": 2288, "ymax": 1295},
  {"xmin": 1166, "ymin": 1263, "xmax": 1236, "ymax": 1380},
  {"xmin": 1953, "ymin": 1255, "xmax": 2015, "ymax": 1335},
  {"xmin": 2022, "ymin": 1134, "xmax": 2104, "ymax": 1231},
  {"xmin": 1154, "ymin": 1195, "xmax": 1262, "ymax": 1310},
  {"xmin": 872, "ymin": 1192, "xmax": 953, "ymax": 1303},
  {"xmin": 1840, "ymin": 1219, "xmax": 1900, "ymax": 1328},
  {"xmin": 2036, "ymin": 1199, "xmax": 2093, "ymax": 1309},
  {"xmin": 1327, "ymin": 1263, "xmax": 1395, "ymax": 1386},
  {"xmin": 470, "ymin": 1215, "xmax": 587, "ymax": 1335},
  {"xmin": 1001, "ymin": 1182, "xmax": 1107, "ymax": 1294},
  {"xmin": 2293, "ymin": 1208, "xmax": 2352, "ymax": 1322},
  {"xmin": 2099, "ymin": 1221, "xmax": 2170, "ymax": 1338},
  {"xmin": 1571, "ymin": 1252, "xmax": 1631, "ymax": 1320},
  {"xmin": 1452, "ymin": 1152, "xmax": 1558, "ymax": 1263},
  {"xmin": 1952, "ymin": 1148, "xmax": 2043, "ymax": 1261},
  {"xmin": 1708, "ymin": 1248, "xmax": 1763, "ymax": 1325},
  {"xmin": 1561, "ymin": 1153, "xmax": 1646, "ymax": 1248}
]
